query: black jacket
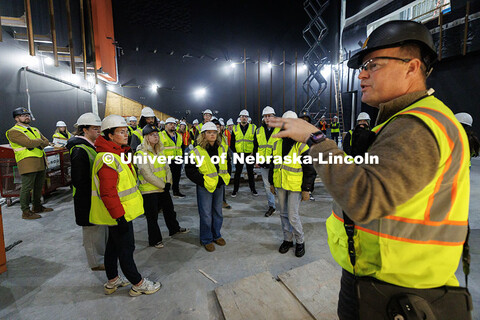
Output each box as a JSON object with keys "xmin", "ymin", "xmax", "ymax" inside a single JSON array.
[
  {"xmin": 268, "ymin": 138, "xmax": 316, "ymax": 192},
  {"xmin": 343, "ymin": 125, "xmax": 376, "ymax": 156},
  {"xmin": 185, "ymin": 142, "xmax": 232, "ymax": 189},
  {"xmin": 66, "ymin": 136, "xmax": 96, "ymax": 226}
]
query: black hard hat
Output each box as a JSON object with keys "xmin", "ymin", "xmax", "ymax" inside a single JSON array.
[
  {"xmin": 211, "ymin": 119, "xmax": 220, "ymax": 126},
  {"xmin": 142, "ymin": 124, "xmax": 160, "ymax": 136},
  {"xmin": 12, "ymin": 107, "xmax": 30, "ymax": 118},
  {"xmin": 299, "ymin": 111, "xmax": 312, "ymax": 121},
  {"xmin": 347, "ymin": 20, "xmax": 437, "ymax": 71}
]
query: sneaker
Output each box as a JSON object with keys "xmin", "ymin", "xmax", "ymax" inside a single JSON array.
[
  {"xmin": 223, "ymin": 201, "xmax": 232, "ymax": 209},
  {"xmin": 173, "ymin": 192, "xmax": 186, "ymax": 198},
  {"xmin": 32, "ymin": 206, "xmax": 53, "ymax": 213},
  {"xmin": 22, "ymin": 210, "xmax": 41, "ymax": 220},
  {"xmin": 171, "ymin": 227, "xmax": 190, "ymax": 236},
  {"xmin": 129, "ymin": 278, "xmax": 162, "ymax": 297},
  {"xmin": 278, "ymin": 241, "xmax": 294, "ymax": 254},
  {"xmin": 91, "ymin": 264, "xmax": 105, "ymax": 271},
  {"xmin": 251, "ymin": 190, "xmax": 258, "ymax": 196},
  {"xmin": 154, "ymin": 241, "xmax": 164, "ymax": 249},
  {"xmin": 204, "ymin": 243, "xmax": 215, "ymax": 252},
  {"xmin": 295, "ymin": 243, "xmax": 305, "ymax": 257},
  {"xmin": 264, "ymin": 207, "xmax": 276, "ymax": 217},
  {"xmin": 214, "ymin": 238, "xmax": 226, "ymax": 246},
  {"xmin": 231, "ymin": 192, "xmax": 237, "ymax": 198},
  {"xmin": 104, "ymin": 275, "xmax": 130, "ymax": 295}
]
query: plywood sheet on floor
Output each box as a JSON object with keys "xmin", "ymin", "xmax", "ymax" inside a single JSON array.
[
  {"xmin": 215, "ymin": 271, "xmax": 314, "ymax": 320},
  {"xmin": 278, "ymin": 259, "xmax": 341, "ymax": 320}
]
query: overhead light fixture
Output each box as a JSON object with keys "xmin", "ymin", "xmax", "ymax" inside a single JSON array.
[
  {"xmin": 107, "ymin": 84, "xmax": 115, "ymax": 90},
  {"xmin": 230, "ymin": 62, "xmax": 236, "ymax": 69},
  {"xmin": 150, "ymin": 84, "xmax": 159, "ymax": 92},
  {"xmin": 302, "ymin": 64, "xmax": 308, "ymax": 71},
  {"xmin": 267, "ymin": 62, "xmax": 272, "ymax": 69},
  {"xmin": 194, "ymin": 87, "xmax": 207, "ymax": 99},
  {"xmin": 44, "ymin": 57, "xmax": 54, "ymax": 66}
]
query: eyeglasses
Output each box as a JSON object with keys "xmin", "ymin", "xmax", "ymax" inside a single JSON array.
[
  {"xmin": 359, "ymin": 56, "xmax": 412, "ymax": 72},
  {"xmin": 114, "ymin": 130, "xmax": 129, "ymax": 136}
]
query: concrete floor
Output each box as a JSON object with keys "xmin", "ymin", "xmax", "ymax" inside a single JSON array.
[{"xmin": 1, "ymin": 158, "xmax": 479, "ymax": 319}]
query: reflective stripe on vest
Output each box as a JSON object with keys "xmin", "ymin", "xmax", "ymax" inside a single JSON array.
[
  {"xmin": 6, "ymin": 125, "xmax": 45, "ymax": 163},
  {"xmin": 272, "ymin": 140, "xmax": 309, "ymax": 192},
  {"xmin": 160, "ymin": 131, "xmax": 183, "ymax": 157},
  {"xmin": 233, "ymin": 123, "xmax": 256, "ymax": 153},
  {"xmin": 90, "ymin": 152, "xmax": 144, "ymax": 225},
  {"xmin": 326, "ymin": 95, "xmax": 470, "ymax": 289},
  {"xmin": 256, "ymin": 126, "xmax": 280, "ymax": 158},
  {"xmin": 135, "ymin": 149, "xmax": 167, "ymax": 192},
  {"xmin": 191, "ymin": 145, "xmax": 230, "ymax": 193},
  {"xmin": 331, "ymin": 122, "xmax": 340, "ymax": 133},
  {"xmin": 53, "ymin": 131, "xmax": 72, "ymax": 140},
  {"xmin": 69, "ymin": 144, "xmax": 97, "ymax": 197}
]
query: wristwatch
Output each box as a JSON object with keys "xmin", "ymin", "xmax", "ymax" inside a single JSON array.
[{"xmin": 306, "ymin": 130, "xmax": 327, "ymax": 147}]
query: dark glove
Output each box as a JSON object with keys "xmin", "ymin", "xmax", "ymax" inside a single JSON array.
[
  {"xmin": 116, "ymin": 216, "xmax": 129, "ymax": 234},
  {"xmin": 165, "ymin": 183, "xmax": 171, "ymax": 192}
]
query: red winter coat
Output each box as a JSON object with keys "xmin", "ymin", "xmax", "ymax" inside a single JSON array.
[{"xmin": 94, "ymin": 135, "xmax": 134, "ymax": 219}]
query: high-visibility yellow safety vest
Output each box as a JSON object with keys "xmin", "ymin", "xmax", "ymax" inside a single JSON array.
[
  {"xmin": 6, "ymin": 125, "xmax": 45, "ymax": 163},
  {"xmin": 233, "ymin": 123, "xmax": 256, "ymax": 153},
  {"xmin": 191, "ymin": 145, "xmax": 230, "ymax": 193},
  {"xmin": 272, "ymin": 140, "xmax": 309, "ymax": 192},
  {"xmin": 135, "ymin": 149, "xmax": 167, "ymax": 193},
  {"xmin": 52, "ymin": 131, "xmax": 72, "ymax": 140},
  {"xmin": 256, "ymin": 126, "xmax": 280, "ymax": 158},
  {"xmin": 128, "ymin": 126, "xmax": 143, "ymax": 143},
  {"xmin": 160, "ymin": 131, "xmax": 183, "ymax": 157},
  {"xmin": 90, "ymin": 152, "xmax": 144, "ymax": 225},
  {"xmin": 326, "ymin": 95, "xmax": 470, "ymax": 289},
  {"xmin": 69, "ymin": 144, "xmax": 97, "ymax": 197},
  {"xmin": 331, "ymin": 122, "xmax": 340, "ymax": 133}
]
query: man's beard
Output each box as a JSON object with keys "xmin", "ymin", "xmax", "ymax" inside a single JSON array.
[
  {"xmin": 20, "ymin": 118, "xmax": 31, "ymax": 125},
  {"xmin": 241, "ymin": 121, "xmax": 247, "ymax": 125}
]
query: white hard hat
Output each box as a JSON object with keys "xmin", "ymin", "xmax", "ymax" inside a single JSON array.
[
  {"xmin": 193, "ymin": 119, "xmax": 199, "ymax": 124},
  {"xmin": 165, "ymin": 117, "xmax": 176, "ymax": 124},
  {"xmin": 262, "ymin": 106, "xmax": 276, "ymax": 116},
  {"xmin": 227, "ymin": 119, "xmax": 234, "ymax": 126},
  {"xmin": 201, "ymin": 122, "xmax": 218, "ymax": 133},
  {"xmin": 357, "ymin": 112, "xmax": 371, "ymax": 121},
  {"xmin": 101, "ymin": 115, "xmax": 127, "ymax": 132},
  {"xmin": 180, "ymin": 121, "xmax": 187, "ymax": 126},
  {"xmin": 333, "ymin": 116, "xmax": 338, "ymax": 119},
  {"xmin": 203, "ymin": 109, "xmax": 213, "ymax": 115},
  {"xmin": 237, "ymin": 117, "xmax": 241, "ymax": 123},
  {"xmin": 160, "ymin": 120, "xmax": 165, "ymax": 125},
  {"xmin": 56, "ymin": 121, "xmax": 67, "ymax": 127},
  {"xmin": 75, "ymin": 113, "xmax": 101, "ymax": 127},
  {"xmin": 212, "ymin": 116, "xmax": 218, "ymax": 121},
  {"xmin": 219, "ymin": 119, "xmax": 225, "ymax": 126},
  {"xmin": 141, "ymin": 107, "xmax": 155, "ymax": 118},
  {"xmin": 128, "ymin": 116, "xmax": 137, "ymax": 122},
  {"xmin": 455, "ymin": 112, "xmax": 473, "ymax": 127},
  {"xmin": 282, "ymin": 111, "xmax": 298, "ymax": 119},
  {"xmin": 239, "ymin": 109, "xmax": 249, "ymax": 117}
]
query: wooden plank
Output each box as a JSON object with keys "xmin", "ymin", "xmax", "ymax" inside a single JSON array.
[
  {"xmin": 65, "ymin": 0, "xmax": 76, "ymax": 73},
  {"xmin": 47, "ymin": 0, "xmax": 58, "ymax": 66},
  {"xmin": 24, "ymin": 0, "xmax": 35, "ymax": 55},
  {"xmin": 215, "ymin": 271, "xmax": 314, "ymax": 320},
  {"xmin": 38, "ymin": 45, "xmax": 70, "ymax": 53},
  {"xmin": 278, "ymin": 259, "xmax": 341, "ymax": 320},
  {"xmin": 14, "ymin": 33, "xmax": 52, "ymax": 43},
  {"xmin": 1, "ymin": 16, "xmax": 27, "ymax": 28},
  {"xmin": 85, "ymin": 0, "xmax": 98, "ymax": 84}
]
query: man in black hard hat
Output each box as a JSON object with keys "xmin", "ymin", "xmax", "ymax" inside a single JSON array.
[
  {"xmin": 6, "ymin": 107, "xmax": 52, "ymax": 219},
  {"xmin": 299, "ymin": 111, "xmax": 312, "ymax": 123},
  {"xmin": 268, "ymin": 20, "xmax": 471, "ymax": 319}
]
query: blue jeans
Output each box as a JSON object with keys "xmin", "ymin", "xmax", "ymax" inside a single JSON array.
[
  {"xmin": 196, "ymin": 185, "xmax": 224, "ymax": 245},
  {"xmin": 260, "ymin": 167, "xmax": 275, "ymax": 209},
  {"xmin": 277, "ymin": 188, "xmax": 304, "ymax": 244}
]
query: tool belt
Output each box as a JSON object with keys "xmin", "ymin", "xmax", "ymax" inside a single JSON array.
[{"xmin": 355, "ymin": 276, "xmax": 472, "ymax": 320}]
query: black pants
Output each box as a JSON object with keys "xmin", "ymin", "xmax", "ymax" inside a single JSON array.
[
  {"xmin": 338, "ymin": 269, "xmax": 359, "ymax": 320},
  {"xmin": 233, "ymin": 155, "xmax": 256, "ymax": 193},
  {"xmin": 170, "ymin": 162, "xmax": 182, "ymax": 193},
  {"xmin": 143, "ymin": 192, "xmax": 181, "ymax": 245},
  {"xmin": 331, "ymin": 132, "xmax": 339, "ymax": 144},
  {"xmin": 105, "ymin": 222, "xmax": 142, "ymax": 285}
]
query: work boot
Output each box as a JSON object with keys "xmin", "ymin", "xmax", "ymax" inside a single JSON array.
[
  {"xmin": 278, "ymin": 241, "xmax": 293, "ymax": 254},
  {"xmin": 295, "ymin": 243, "xmax": 305, "ymax": 257},
  {"xmin": 22, "ymin": 209, "xmax": 41, "ymax": 220},
  {"xmin": 264, "ymin": 207, "xmax": 276, "ymax": 217},
  {"xmin": 173, "ymin": 191, "xmax": 186, "ymax": 198},
  {"xmin": 251, "ymin": 190, "xmax": 258, "ymax": 196},
  {"xmin": 214, "ymin": 238, "xmax": 226, "ymax": 246},
  {"xmin": 223, "ymin": 201, "xmax": 232, "ymax": 209},
  {"xmin": 204, "ymin": 243, "xmax": 215, "ymax": 252},
  {"xmin": 32, "ymin": 205, "xmax": 53, "ymax": 213}
]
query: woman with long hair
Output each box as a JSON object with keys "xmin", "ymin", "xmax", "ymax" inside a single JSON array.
[
  {"xmin": 185, "ymin": 122, "xmax": 231, "ymax": 252},
  {"xmin": 135, "ymin": 124, "xmax": 189, "ymax": 249}
]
